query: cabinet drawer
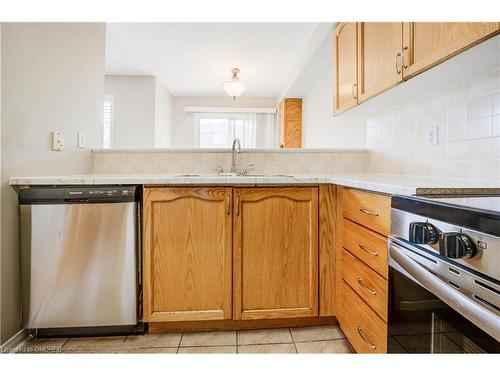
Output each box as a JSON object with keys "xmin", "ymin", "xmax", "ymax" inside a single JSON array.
[
  {"xmin": 342, "ymin": 189, "xmax": 391, "ymax": 236},
  {"xmin": 339, "ymin": 280, "xmax": 387, "ymax": 354},
  {"xmin": 342, "ymin": 218, "xmax": 388, "ymax": 278},
  {"xmin": 341, "ymin": 248, "xmax": 388, "ymax": 321}
]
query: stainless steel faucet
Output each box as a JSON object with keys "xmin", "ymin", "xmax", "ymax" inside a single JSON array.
[{"xmin": 231, "ymin": 138, "xmax": 241, "ymax": 174}]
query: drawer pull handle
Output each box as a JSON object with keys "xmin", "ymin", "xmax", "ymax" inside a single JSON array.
[
  {"xmin": 359, "ymin": 243, "xmax": 379, "ymax": 256},
  {"xmin": 357, "ymin": 277, "xmax": 377, "ymax": 295},
  {"xmin": 357, "ymin": 326, "xmax": 376, "ymax": 350},
  {"xmin": 359, "ymin": 207, "xmax": 379, "ymax": 216},
  {"xmin": 226, "ymin": 195, "xmax": 231, "ymax": 216}
]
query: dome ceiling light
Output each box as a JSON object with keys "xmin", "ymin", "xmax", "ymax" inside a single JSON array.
[{"xmin": 222, "ymin": 68, "xmax": 246, "ymax": 100}]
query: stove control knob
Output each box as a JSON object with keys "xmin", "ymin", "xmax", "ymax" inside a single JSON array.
[
  {"xmin": 439, "ymin": 232, "xmax": 476, "ymax": 259},
  {"xmin": 409, "ymin": 222, "xmax": 440, "ymax": 244}
]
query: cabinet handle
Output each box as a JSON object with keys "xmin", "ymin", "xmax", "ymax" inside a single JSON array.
[
  {"xmin": 357, "ymin": 277, "xmax": 377, "ymax": 295},
  {"xmin": 226, "ymin": 195, "xmax": 231, "ymax": 215},
  {"xmin": 357, "ymin": 326, "xmax": 376, "ymax": 350},
  {"xmin": 359, "ymin": 207, "xmax": 379, "ymax": 216},
  {"xmin": 351, "ymin": 83, "xmax": 357, "ymax": 99},
  {"xmin": 359, "ymin": 243, "xmax": 379, "ymax": 257},
  {"xmin": 236, "ymin": 195, "xmax": 240, "ymax": 216},
  {"xmin": 395, "ymin": 52, "xmax": 402, "ymax": 74},
  {"xmin": 402, "ymin": 46, "xmax": 408, "ymax": 69}
]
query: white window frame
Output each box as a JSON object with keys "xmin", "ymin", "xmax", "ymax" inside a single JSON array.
[
  {"xmin": 103, "ymin": 94, "xmax": 114, "ymax": 149},
  {"xmin": 195, "ymin": 112, "xmax": 256, "ymax": 148}
]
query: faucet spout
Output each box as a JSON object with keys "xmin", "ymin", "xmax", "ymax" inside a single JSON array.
[{"xmin": 231, "ymin": 138, "xmax": 241, "ymax": 174}]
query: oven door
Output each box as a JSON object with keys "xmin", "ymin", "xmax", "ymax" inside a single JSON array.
[{"xmin": 388, "ymin": 239, "xmax": 500, "ymax": 353}]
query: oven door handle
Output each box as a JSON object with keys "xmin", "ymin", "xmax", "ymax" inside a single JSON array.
[{"xmin": 389, "ymin": 242, "xmax": 500, "ymax": 341}]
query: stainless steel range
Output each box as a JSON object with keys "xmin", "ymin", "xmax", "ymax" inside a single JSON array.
[{"xmin": 388, "ymin": 195, "xmax": 500, "ymax": 353}]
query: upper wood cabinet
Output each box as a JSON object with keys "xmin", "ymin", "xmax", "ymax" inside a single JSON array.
[
  {"xmin": 357, "ymin": 22, "xmax": 403, "ymax": 103},
  {"xmin": 334, "ymin": 22, "xmax": 499, "ymax": 114},
  {"xmin": 334, "ymin": 22, "xmax": 358, "ymax": 114},
  {"xmin": 279, "ymin": 98, "xmax": 302, "ymax": 148},
  {"xmin": 233, "ymin": 187, "xmax": 319, "ymax": 320},
  {"xmin": 402, "ymin": 22, "xmax": 500, "ymax": 79},
  {"xmin": 142, "ymin": 187, "xmax": 233, "ymax": 322}
]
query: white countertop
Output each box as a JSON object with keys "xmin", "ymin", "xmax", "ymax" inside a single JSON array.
[{"xmin": 9, "ymin": 173, "xmax": 500, "ymax": 196}]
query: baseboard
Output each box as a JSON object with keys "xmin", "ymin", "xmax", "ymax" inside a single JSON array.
[
  {"xmin": 149, "ymin": 316, "xmax": 338, "ymax": 333},
  {"xmin": 0, "ymin": 329, "xmax": 30, "ymax": 353}
]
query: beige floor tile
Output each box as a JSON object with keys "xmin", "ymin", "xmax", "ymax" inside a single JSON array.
[
  {"xmin": 295, "ymin": 339, "xmax": 354, "ymax": 354},
  {"xmin": 62, "ymin": 336, "xmax": 126, "ymax": 350},
  {"xmin": 122, "ymin": 333, "xmax": 181, "ymax": 348},
  {"xmin": 290, "ymin": 325, "xmax": 345, "ymax": 342},
  {"xmin": 180, "ymin": 331, "xmax": 236, "ymax": 347},
  {"xmin": 63, "ymin": 347, "xmax": 178, "ymax": 354},
  {"xmin": 21, "ymin": 338, "xmax": 69, "ymax": 353},
  {"xmin": 237, "ymin": 328, "xmax": 292, "ymax": 345},
  {"xmin": 238, "ymin": 343, "xmax": 296, "ymax": 354},
  {"xmin": 178, "ymin": 346, "xmax": 237, "ymax": 354}
]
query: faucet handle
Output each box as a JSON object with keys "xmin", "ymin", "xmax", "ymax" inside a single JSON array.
[
  {"xmin": 215, "ymin": 165, "xmax": 224, "ymax": 175},
  {"xmin": 242, "ymin": 164, "xmax": 255, "ymax": 175}
]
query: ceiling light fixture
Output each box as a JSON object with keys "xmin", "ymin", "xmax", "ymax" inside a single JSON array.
[{"xmin": 222, "ymin": 68, "xmax": 246, "ymax": 100}]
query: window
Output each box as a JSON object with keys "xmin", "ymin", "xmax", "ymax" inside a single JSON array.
[
  {"xmin": 196, "ymin": 113, "xmax": 258, "ymax": 148},
  {"xmin": 103, "ymin": 95, "xmax": 114, "ymax": 148}
]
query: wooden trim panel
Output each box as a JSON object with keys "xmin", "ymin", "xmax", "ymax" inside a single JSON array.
[
  {"xmin": 148, "ymin": 316, "xmax": 338, "ymax": 333},
  {"xmin": 319, "ymin": 184, "xmax": 337, "ymax": 316}
]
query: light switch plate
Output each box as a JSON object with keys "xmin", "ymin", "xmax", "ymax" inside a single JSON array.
[
  {"xmin": 52, "ymin": 131, "xmax": 64, "ymax": 151},
  {"xmin": 77, "ymin": 132, "xmax": 86, "ymax": 148},
  {"xmin": 426, "ymin": 126, "xmax": 438, "ymax": 146}
]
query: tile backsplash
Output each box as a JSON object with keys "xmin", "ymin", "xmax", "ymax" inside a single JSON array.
[
  {"xmin": 366, "ymin": 67, "xmax": 500, "ymax": 182},
  {"xmin": 92, "ymin": 149, "xmax": 368, "ymax": 175}
]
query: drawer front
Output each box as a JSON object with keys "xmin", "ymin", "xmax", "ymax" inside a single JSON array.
[
  {"xmin": 339, "ymin": 280, "xmax": 387, "ymax": 354},
  {"xmin": 341, "ymin": 248, "xmax": 388, "ymax": 321},
  {"xmin": 342, "ymin": 188, "xmax": 391, "ymax": 236},
  {"xmin": 342, "ymin": 218, "xmax": 388, "ymax": 278}
]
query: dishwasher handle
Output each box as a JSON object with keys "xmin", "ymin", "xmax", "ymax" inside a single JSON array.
[{"xmin": 389, "ymin": 241, "xmax": 500, "ymax": 341}]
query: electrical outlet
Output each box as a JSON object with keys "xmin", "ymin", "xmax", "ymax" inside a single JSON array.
[
  {"xmin": 426, "ymin": 126, "xmax": 438, "ymax": 146},
  {"xmin": 77, "ymin": 132, "xmax": 86, "ymax": 148},
  {"xmin": 52, "ymin": 131, "xmax": 64, "ymax": 151}
]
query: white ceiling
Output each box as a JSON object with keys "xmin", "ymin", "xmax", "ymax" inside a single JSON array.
[{"xmin": 105, "ymin": 23, "xmax": 324, "ymax": 97}]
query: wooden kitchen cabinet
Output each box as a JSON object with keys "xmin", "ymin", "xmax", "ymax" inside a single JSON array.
[
  {"xmin": 357, "ymin": 22, "xmax": 403, "ymax": 102},
  {"xmin": 142, "ymin": 187, "xmax": 233, "ymax": 322},
  {"xmin": 334, "ymin": 22, "xmax": 358, "ymax": 114},
  {"xmin": 233, "ymin": 187, "xmax": 318, "ymax": 320},
  {"xmin": 336, "ymin": 187, "xmax": 391, "ymax": 353},
  {"xmin": 279, "ymin": 98, "xmax": 302, "ymax": 148},
  {"xmin": 402, "ymin": 22, "xmax": 500, "ymax": 79}
]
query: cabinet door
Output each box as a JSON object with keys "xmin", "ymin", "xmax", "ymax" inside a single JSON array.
[
  {"xmin": 357, "ymin": 22, "xmax": 403, "ymax": 102},
  {"xmin": 402, "ymin": 22, "xmax": 500, "ymax": 79},
  {"xmin": 142, "ymin": 187, "xmax": 232, "ymax": 322},
  {"xmin": 233, "ymin": 187, "xmax": 318, "ymax": 320},
  {"xmin": 334, "ymin": 22, "xmax": 358, "ymax": 115},
  {"xmin": 279, "ymin": 98, "xmax": 302, "ymax": 148}
]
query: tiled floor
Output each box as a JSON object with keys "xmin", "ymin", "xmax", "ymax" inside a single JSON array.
[{"xmin": 18, "ymin": 325, "xmax": 354, "ymax": 354}]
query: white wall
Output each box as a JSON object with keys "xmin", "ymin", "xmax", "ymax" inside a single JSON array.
[
  {"xmin": 1, "ymin": 23, "xmax": 106, "ymax": 344},
  {"xmin": 105, "ymin": 75, "xmax": 156, "ymax": 148},
  {"xmin": 280, "ymin": 25, "xmax": 367, "ymax": 149},
  {"xmin": 154, "ymin": 80, "xmax": 174, "ymax": 148},
  {"xmin": 105, "ymin": 75, "xmax": 173, "ymax": 149},
  {"xmin": 172, "ymin": 96, "xmax": 276, "ymax": 148}
]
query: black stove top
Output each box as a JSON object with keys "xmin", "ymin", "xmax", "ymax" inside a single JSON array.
[{"xmin": 392, "ymin": 195, "xmax": 500, "ymax": 237}]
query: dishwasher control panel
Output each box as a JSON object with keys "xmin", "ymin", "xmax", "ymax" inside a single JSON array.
[{"xmin": 19, "ymin": 186, "xmax": 138, "ymax": 204}]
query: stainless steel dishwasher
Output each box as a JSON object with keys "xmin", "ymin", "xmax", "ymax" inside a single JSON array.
[{"xmin": 19, "ymin": 186, "xmax": 142, "ymax": 335}]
